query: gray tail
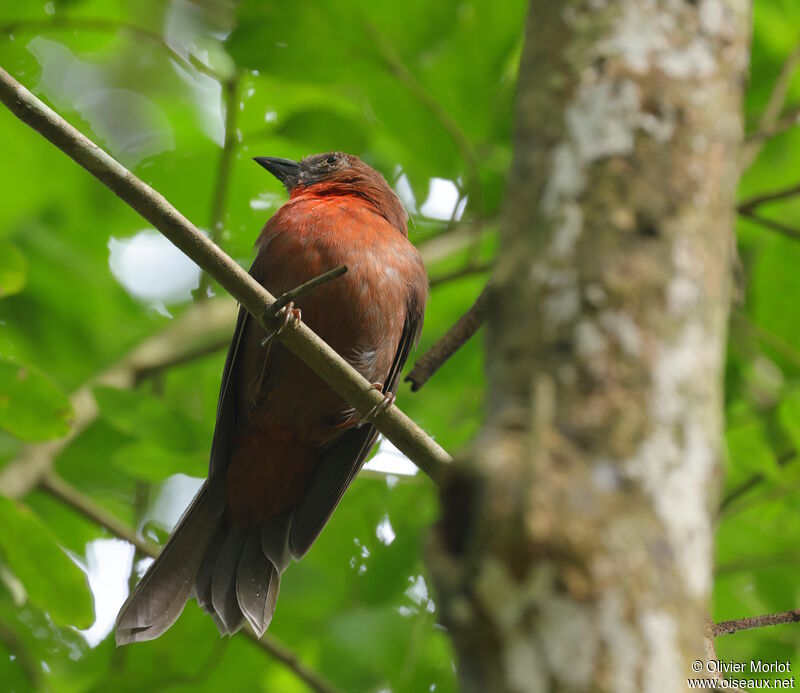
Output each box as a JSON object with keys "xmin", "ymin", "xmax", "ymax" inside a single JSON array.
[
  {"xmin": 193, "ymin": 508, "xmax": 293, "ymax": 637},
  {"xmin": 115, "ymin": 484, "xmax": 293, "ymax": 644}
]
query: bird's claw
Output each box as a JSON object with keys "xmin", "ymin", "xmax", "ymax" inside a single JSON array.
[
  {"xmin": 261, "ymin": 302, "xmax": 302, "ymax": 346},
  {"xmin": 360, "ymin": 382, "xmax": 396, "ymax": 425}
]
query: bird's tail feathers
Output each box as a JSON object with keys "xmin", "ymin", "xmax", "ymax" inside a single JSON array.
[
  {"xmin": 193, "ymin": 508, "xmax": 293, "ymax": 637},
  {"xmin": 115, "ymin": 484, "xmax": 295, "ymax": 644},
  {"xmin": 115, "ymin": 482, "xmax": 219, "ymax": 645}
]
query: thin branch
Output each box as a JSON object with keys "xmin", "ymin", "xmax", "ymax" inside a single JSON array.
[
  {"xmin": 416, "ymin": 219, "xmax": 492, "ymax": 265},
  {"xmin": 0, "ymin": 298, "xmax": 235, "ymax": 500},
  {"xmin": 245, "ymin": 635, "xmax": 341, "ymax": 693},
  {"xmin": 133, "ymin": 336, "xmax": 230, "ymax": 385},
  {"xmin": 40, "ymin": 473, "xmax": 341, "ymax": 693},
  {"xmin": 0, "ymin": 17, "xmax": 222, "ymax": 81},
  {"xmin": 199, "ymin": 74, "xmax": 240, "ymax": 297},
  {"xmin": 716, "ymin": 550, "xmax": 800, "ymax": 576},
  {"xmin": 745, "ymin": 103, "xmax": 800, "ymax": 143},
  {"xmin": 265, "ymin": 265, "xmax": 348, "ymax": 317},
  {"xmin": 150, "ymin": 639, "xmax": 229, "ymax": 692},
  {"xmin": 430, "ymin": 190, "xmax": 470, "ymax": 246},
  {"xmin": 732, "ymin": 310, "xmax": 800, "ymax": 369},
  {"xmin": 0, "ymin": 67, "xmax": 451, "ymax": 483},
  {"xmin": 741, "ymin": 39, "xmax": 800, "ymax": 170},
  {"xmin": 429, "ymin": 261, "xmax": 492, "ymax": 289},
  {"xmin": 738, "ymin": 208, "xmax": 800, "ymax": 242},
  {"xmin": 738, "ymin": 180, "xmax": 800, "ymax": 212},
  {"xmin": 722, "ymin": 479, "xmax": 800, "ymax": 520},
  {"xmin": 719, "ymin": 449, "xmax": 797, "ymax": 515},
  {"xmin": 406, "ymin": 283, "xmax": 488, "ymax": 391},
  {"xmin": 704, "ymin": 617, "xmax": 745, "ymax": 693},
  {"xmin": 41, "ymin": 474, "xmax": 158, "ymax": 557},
  {"xmin": 713, "ymin": 609, "xmax": 800, "ymax": 637},
  {"xmin": 0, "ymin": 621, "xmax": 42, "ymax": 688}
]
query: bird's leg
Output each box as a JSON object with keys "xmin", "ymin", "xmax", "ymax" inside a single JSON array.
[
  {"xmin": 256, "ymin": 344, "xmax": 272, "ymax": 394},
  {"xmin": 258, "ymin": 264, "xmax": 346, "ymax": 348},
  {"xmin": 257, "ymin": 302, "xmax": 302, "ymax": 393},
  {"xmin": 261, "ymin": 301, "xmax": 302, "ymax": 347},
  {"xmin": 360, "ymin": 382, "xmax": 396, "ymax": 425}
]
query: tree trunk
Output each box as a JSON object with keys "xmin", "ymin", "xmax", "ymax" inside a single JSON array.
[{"xmin": 426, "ymin": 2, "xmax": 750, "ymax": 691}]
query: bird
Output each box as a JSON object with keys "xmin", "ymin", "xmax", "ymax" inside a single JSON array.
[{"xmin": 115, "ymin": 152, "xmax": 428, "ymax": 644}]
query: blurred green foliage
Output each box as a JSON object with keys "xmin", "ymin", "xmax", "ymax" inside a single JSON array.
[{"xmin": 0, "ymin": 0, "xmax": 798, "ymax": 690}]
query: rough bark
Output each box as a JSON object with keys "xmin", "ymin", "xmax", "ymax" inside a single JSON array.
[{"xmin": 426, "ymin": 2, "xmax": 750, "ymax": 691}]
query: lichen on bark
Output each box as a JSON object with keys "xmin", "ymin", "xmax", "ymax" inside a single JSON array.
[{"xmin": 426, "ymin": 1, "xmax": 751, "ymax": 691}]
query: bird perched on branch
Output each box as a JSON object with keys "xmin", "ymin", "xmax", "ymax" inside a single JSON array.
[{"xmin": 115, "ymin": 152, "xmax": 427, "ymax": 643}]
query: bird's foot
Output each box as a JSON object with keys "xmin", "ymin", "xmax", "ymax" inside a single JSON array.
[
  {"xmin": 360, "ymin": 382, "xmax": 396, "ymax": 425},
  {"xmin": 261, "ymin": 301, "xmax": 302, "ymax": 346}
]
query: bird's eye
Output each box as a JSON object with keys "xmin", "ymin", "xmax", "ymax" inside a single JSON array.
[{"xmin": 325, "ymin": 155, "xmax": 337, "ymax": 165}]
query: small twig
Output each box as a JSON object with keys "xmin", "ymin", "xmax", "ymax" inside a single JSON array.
[
  {"xmin": 719, "ymin": 449, "xmax": 797, "ymax": 515},
  {"xmin": 406, "ymin": 283, "xmax": 489, "ymax": 391},
  {"xmin": 713, "ymin": 609, "xmax": 800, "ymax": 637},
  {"xmin": 723, "ymin": 479, "xmax": 800, "ymax": 520},
  {"xmin": 429, "ymin": 260, "xmax": 492, "ymax": 289},
  {"xmin": 738, "ymin": 180, "xmax": 800, "ymax": 212},
  {"xmin": 745, "ymin": 103, "xmax": 800, "ymax": 143},
  {"xmin": 716, "ymin": 550, "xmax": 800, "ymax": 575},
  {"xmin": 40, "ymin": 472, "xmax": 341, "ymax": 693},
  {"xmin": 258, "ymin": 266, "xmax": 348, "ymax": 355},
  {"xmin": 132, "ymin": 336, "xmax": 230, "ymax": 385},
  {"xmin": 0, "ymin": 622, "xmax": 42, "ymax": 688},
  {"xmin": 150, "ymin": 639, "xmax": 229, "ymax": 692},
  {"xmin": 0, "ymin": 17, "xmax": 222, "ymax": 81},
  {"xmin": 738, "ymin": 208, "xmax": 800, "ymax": 242},
  {"xmin": 732, "ymin": 311, "xmax": 800, "ymax": 369},
  {"xmin": 246, "ymin": 635, "xmax": 341, "ymax": 693},
  {"xmin": 199, "ymin": 75, "xmax": 240, "ymax": 297},
  {"xmin": 264, "ymin": 265, "xmax": 348, "ymax": 319},
  {"xmin": 704, "ymin": 617, "xmax": 745, "ymax": 692},
  {"xmin": 416, "ymin": 219, "xmax": 492, "ymax": 265},
  {"xmin": 41, "ymin": 474, "xmax": 159, "ymax": 557},
  {"xmin": 741, "ymin": 39, "xmax": 800, "ymax": 170}
]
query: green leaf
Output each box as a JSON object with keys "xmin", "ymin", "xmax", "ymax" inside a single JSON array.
[
  {"xmin": 93, "ymin": 386, "xmax": 206, "ymax": 452},
  {"xmin": 277, "ymin": 109, "xmax": 369, "ymax": 156},
  {"xmin": 725, "ymin": 423, "xmax": 780, "ymax": 482},
  {"xmin": 0, "ymin": 358, "xmax": 73, "ymax": 442},
  {"xmin": 227, "ymin": 1, "xmax": 355, "ymax": 81},
  {"xmin": 777, "ymin": 390, "xmax": 800, "ymax": 448},
  {"xmin": 0, "ymin": 241, "xmax": 26, "ymax": 299},
  {"xmin": 359, "ymin": 527, "xmax": 421, "ymax": 605},
  {"xmin": 0, "ymin": 497, "xmax": 93, "ymax": 628}
]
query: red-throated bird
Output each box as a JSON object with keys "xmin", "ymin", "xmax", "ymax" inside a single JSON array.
[{"xmin": 115, "ymin": 152, "xmax": 427, "ymax": 643}]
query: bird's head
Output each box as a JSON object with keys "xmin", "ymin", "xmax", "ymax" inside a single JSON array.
[{"xmin": 254, "ymin": 152, "xmax": 408, "ymax": 234}]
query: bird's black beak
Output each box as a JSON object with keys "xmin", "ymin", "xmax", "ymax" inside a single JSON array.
[{"xmin": 253, "ymin": 156, "xmax": 301, "ymax": 191}]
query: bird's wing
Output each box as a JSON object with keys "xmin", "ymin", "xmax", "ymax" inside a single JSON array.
[
  {"xmin": 207, "ymin": 305, "xmax": 249, "ymax": 518},
  {"xmin": 289, "ymin": 304, "xmax": 425, "ymax": 559},
  {"xmin": 117, "ymin": 302, "xmax": 251, "ymax": 643}
]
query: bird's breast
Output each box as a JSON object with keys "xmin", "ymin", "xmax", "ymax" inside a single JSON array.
[{"xmin": 247, "ymin": 196, "xmax": 426, "ymax": 437}]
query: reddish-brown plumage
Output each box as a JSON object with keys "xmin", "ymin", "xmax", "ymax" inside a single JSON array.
[
  {"xmin": 116, "ymin": 152, "xmax": 428, "ymax": 643},
  {"xmin": 225, "ymin": 157, "xmax": 427, "ymax": 524}
]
